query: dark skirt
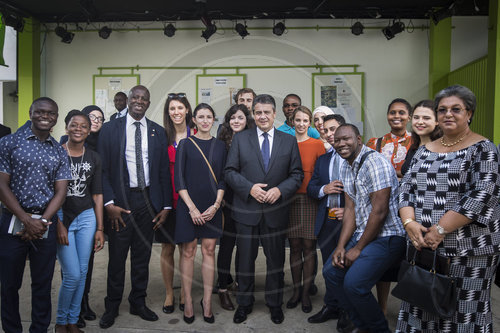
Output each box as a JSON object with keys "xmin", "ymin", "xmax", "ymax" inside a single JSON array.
[
  {"xmin": 287, "ymin": 194, "xmax": 317, "ymax": 240},
  {"xmin": 154, "ymin": 210, "xmax": 176, "ymax": 244}
]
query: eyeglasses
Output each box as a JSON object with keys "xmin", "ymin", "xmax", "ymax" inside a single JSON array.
[
  {"xmin": 89, "ymin": 114, "xmax": 104, "ymax": 123},
  {"xmin": 168, "ymin": 93, "xmax": 186, "ymax": 98},
  {"xmin": 437, "ymin": 106, "xmax": 466, "ymax": 115},
  {"xmin": 283, "ymin": 103, "xmax": 300, "ymax": 108}
]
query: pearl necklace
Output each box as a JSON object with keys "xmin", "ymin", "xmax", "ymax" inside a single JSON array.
[{"xmin": 440, "ymin": 133, "xmax": 468, "ymax": 147}]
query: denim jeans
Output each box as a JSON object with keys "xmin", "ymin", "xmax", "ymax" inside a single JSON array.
[
  {"xmin": 323, "ymin": 234, "xmax": 405, "ymax": 332},
  {"xmin": 56, "ymin": 208, "xmax": 96, "ymax": 325}
]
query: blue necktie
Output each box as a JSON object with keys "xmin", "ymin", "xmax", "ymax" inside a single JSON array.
[
  {"xmin": 261, "ymin": 132, "xmax": 270, "ymax": 172},
  {"xmin": 134, "ymin": 122, "xmax": 146, "ymax": 189}
]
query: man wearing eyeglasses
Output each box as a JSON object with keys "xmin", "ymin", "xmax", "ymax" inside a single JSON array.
[{"xmin": 277, "ymin": 93, "xmax": 320, "ymax": 139}]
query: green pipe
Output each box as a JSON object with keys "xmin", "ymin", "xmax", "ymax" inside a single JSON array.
[{"xmin": 97, "ymin": 64, "xmax": 359, "ymax": 72}]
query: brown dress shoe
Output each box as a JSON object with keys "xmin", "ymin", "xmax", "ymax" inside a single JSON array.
[
  {"xmin": 54, "ymin": 324, "xmax": 68, "ymax": 333},
  {"xmin": 218, "ymin": 290, "xmax": 235, "ymax": 310},
  {"xmin": 67, "ymin": 324, "xmax": 83, "ymax": 333}
]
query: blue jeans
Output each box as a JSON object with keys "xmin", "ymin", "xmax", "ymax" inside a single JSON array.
[
  {"xmin": 323, "ymin": 235, "xmax": 405, "ymax": 332},
  {"xmin": 56, "ymin": 208, "xmax": 96, "ymax": 325}
]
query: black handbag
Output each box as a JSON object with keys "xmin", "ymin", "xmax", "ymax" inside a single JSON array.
[{"xmin": 391, "ymin": 243, "xmax": 457, "ymax": 318}]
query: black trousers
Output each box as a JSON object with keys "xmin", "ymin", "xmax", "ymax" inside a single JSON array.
[
  {"xmin": 235, "ymin": 218, "xmax": 286, "ymax": 308},
  {"xmin": 104, "ymin": 189, "xmax": 156, "ymax": 312},
  {"xmin": 217, "ymin": 207, "xmax": 239, "ymax": 289},
  {"xmin": 0, "ymin": 212, "xmax": 57, "ymax": 333}
]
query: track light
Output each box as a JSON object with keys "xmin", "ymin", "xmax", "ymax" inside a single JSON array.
[
  {"xmin": 201, "ymin": 23, "xmax": 217, "ymax": 42},
  {"xmin": 351, "ymin": 22, "xmax": 364, "ymax": 36},
  {"xmin": 273, "ymin": 22, "xmax": 286, "ymax": 36},
  {"xmin": 235, "ymin": 23, "xmax": 249, "ymax": 39},
  {"xmin": 55, "ymin": 26, "xmax": 75, "ymax": 44},
  {"xmin": 430, "ymin": 3, "xmax": 456, "ymax": 25},
  {"xmin": 1, "ymin": 13, "xmax": 24, "ymax": 32},
  {"xmin": 98, "ymin": 26, "xmax": 112, "ymax": 39},
  {"xmin": 164, "ymin": 23, "xmax": 176, "ymax": 37},
  {"xmin": 382, "ymin": 21, "xmax": 405, "ymax": 40}
]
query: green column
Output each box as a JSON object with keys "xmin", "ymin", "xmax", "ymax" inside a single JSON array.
[
  {"xmin": 17, "ymin": 18, "xmax": 40, "ymax": 127},
  {"xmin": 428, "ymin": 17, "xmax": 452, "ymax": 98},
  {"xmin": 487, "ymin": 0, "xmax": 500, "ymax": 143}
]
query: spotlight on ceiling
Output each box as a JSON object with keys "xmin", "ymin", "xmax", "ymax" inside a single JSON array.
[
  {"xmin": 55, "ymin": 26, "xmax": 75, "ymax": 44},
  {"xmin": 272, "ymin": 22, "xmax": 286, "ymax": 36},
  {"xmin": 382, "ymin": 20, "xmax": 405, "ymax": 40},
  {"xmin": 164, "ymin": 23, "xmax": 176, "ymax": 37},
  {"xmin": 430, "ymin": 3, "xmax": 456, "ymax": 25},
  {"xmin": 1, "ymin": 13, "xmax": 25, "ymax": 32},
  {"xmin": 235, "ymin": 23, "xmax": 249, "ymax": 39},
  {"xmin": 201, "ymin": 23, "xmax": 217, "ymax": 42},
  {"xmin": 351, "ymin": 22, "xmax": 364, "ymax": 36},
  {"xmin": 98, "ymin": 26, "xmax": 112, "ymax": 39}
]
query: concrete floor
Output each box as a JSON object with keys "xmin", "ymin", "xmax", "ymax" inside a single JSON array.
[{"xmin": 14, "ymin": 243, "xmax": 500, "ymax": 332}]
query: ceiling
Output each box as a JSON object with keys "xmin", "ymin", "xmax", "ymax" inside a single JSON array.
[{"xmin": 0, "ymin": 0, "xmax": 489, "ymax": 24}]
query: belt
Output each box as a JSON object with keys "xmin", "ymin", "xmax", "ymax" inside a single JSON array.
[
  {"xmin": 129, "ymin": 186, "xmax": 149, "ymax": 192},
  {"xmin": 2, "ymin": 205, "xmax": 43, "ymax": 215}
]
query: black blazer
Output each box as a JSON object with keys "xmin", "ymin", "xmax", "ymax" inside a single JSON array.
[
  {"xmin": 0, "ymin": 124, "xmax": 11, "ymax": 139},
  {"xmin": 224, "ymin": 127, "xmax": 303, "ymax": 228},
  {"xmin": 97, "ymin": 116, "xmax": 172, "ymax": 213}
]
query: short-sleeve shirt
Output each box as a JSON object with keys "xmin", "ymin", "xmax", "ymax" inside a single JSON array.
[
  {"xmin": 61, "ymin": 148, "xmax": 102, "ymax": 227},
  {"xmin": 366, "ymin": 131, "xmax": 412, "ymax": 175},
  {"xmin": 340, "ymin": 145, "xmax": 405, "ymax": 240},
  {"xmin": 0, "ymin": 121, "xmax": 72, "ymax": 213}
]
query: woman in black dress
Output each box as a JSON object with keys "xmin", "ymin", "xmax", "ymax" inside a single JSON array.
[{"xmin": 175, "ymin": 103, "xmax": 226, "ymax": 324}]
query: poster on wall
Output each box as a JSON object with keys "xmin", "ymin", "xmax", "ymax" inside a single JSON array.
[
  {"xmin": 229, "ymin": 88, "xmax": 239, "ymax": 106},
  {"xmin": 320, "ymin": 86, "xmax": 337, "ymax": 108},
  {"xmin": 93, "ymin": 75, "xmax": 140, "ymax": 120},
  {"xmin": 201, "ymin": 88, "xmax": 212, "ymax": 104}
]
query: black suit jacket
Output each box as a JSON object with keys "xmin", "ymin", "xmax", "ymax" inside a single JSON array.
[
  {"xmin": 0, "ymin": 124, "xmax": 11, "ymax": 139},
  {"xmin": 224, "ymin": 127, "xmax": 303, "ymax": 228},
  {"xmin": 97, "ymin": 116, "xmax": 172, "ymax": 213}
]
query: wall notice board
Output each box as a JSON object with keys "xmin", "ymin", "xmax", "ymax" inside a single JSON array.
[{"xmin": 93, "ymin": 74, "xmax": 140, "ymax": 120}]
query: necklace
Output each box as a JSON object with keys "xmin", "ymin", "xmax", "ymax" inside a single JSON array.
[
  {"xmin": 66, "ymin": 144, "xmax": 85, "ymax": 177},
  {"xmin": 440, "ymin": 133, "xmax": 468, "ymax": 147}
]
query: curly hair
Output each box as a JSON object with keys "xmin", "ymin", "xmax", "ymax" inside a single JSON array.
[{"xmin": 217, "ymin": 104, "xmax": 255, "ymax": 149}]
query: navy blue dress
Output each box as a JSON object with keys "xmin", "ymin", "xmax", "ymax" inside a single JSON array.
[{"xmin": 174, "ymin": 136, "xmax": 227, "ymax": 243}]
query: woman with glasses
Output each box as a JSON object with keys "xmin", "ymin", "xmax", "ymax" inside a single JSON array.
[
  {"xmin": 156, "ymin": 93, "xmax": 194, "ymax": 314},
  {"xmin": 396, "ymin": 85, "xmax": 500, "ymax": 332}
]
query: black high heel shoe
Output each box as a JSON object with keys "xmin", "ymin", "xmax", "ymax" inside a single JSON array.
[
  {"xmin": 200, "ymin": 299, "xmax": 214, "ymax": 323},
  {"xmin": 183, "ymin": 303, "xmax": 194, "ymax": 324},
  {"xmin": 286, "ymin": 289, "xmax": 302, "ymax": 309},
  {"xmin": 162, "ymin": 298, "xmax": 175, "ymax": 314}
]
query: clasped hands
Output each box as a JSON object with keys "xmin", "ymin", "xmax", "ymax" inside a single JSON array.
[
  {"xmin": 405, "ymin": 222, "xmax": 445, "ymax": 251},
  {"xmin": 250, "ymin": 183, "xmax": 281, "ymax": 204},
  {"xmin": 189, "ymin": 205, "xmax": 217, "ymax": 225}
]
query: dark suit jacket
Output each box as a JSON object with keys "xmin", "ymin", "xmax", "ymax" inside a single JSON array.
[
  {"xmin": 307, "ymin": 150, "xmax": 345, "ymax": 236},
  {"xmin": 98, "ymin": 116, "xmax": 172, "ymax": 213},
  {"xmin": 224, "ymin": 127, "xmax": 303, "ymax": 228},
  {"xmin": 0, "ymin": 124, "xmax": 11, "ymax": 139}
]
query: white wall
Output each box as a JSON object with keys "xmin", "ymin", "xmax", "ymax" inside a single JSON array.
[
  {"xmin": 39, "ymin": 18, "xmax": 484, "ymax": 140},
  {"xmin": 0, "ymin": 26, "xmax": 17, "ymax": 127},
  {"xmin": 451, "ymin": 16, "xmax": 488, "ymax": 71}
]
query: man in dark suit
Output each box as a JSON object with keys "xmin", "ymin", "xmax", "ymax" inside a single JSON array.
[
  {"xmin": 225, "ymin": 94, "xmax": 303, "ymax": 325},
  {"xmin": 306, "ymin": 114, "xmax": 349, "ymax": 327},
  {"xmin": 109, "ymin": 92, "xmax": 128, "ymax": 120},
  {"xmin": 0, "ymin": 123, "xmax": 10, "ymax": 138},
  {"xmin": 98, "ymin": 85, "xmax": 172, "ymax": 329}
]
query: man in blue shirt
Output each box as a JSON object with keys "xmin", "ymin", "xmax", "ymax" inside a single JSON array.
[
  {"xmin": 0, "ymin": 97, "xmax": 71, "ymax": 333},
  {"xmin": 324, "ymin": 124, "xmax": 406, "ymax": 333},
  {"xmin": 277, "ymin": 94, "xmax": 320, "ymax": 138}
]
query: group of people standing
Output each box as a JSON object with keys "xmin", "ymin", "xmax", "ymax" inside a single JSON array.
[{"xmin": 0, "ymin": 83, "xmax": 499, "ymax": 333}]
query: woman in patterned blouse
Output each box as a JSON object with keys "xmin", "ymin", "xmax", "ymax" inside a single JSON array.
[{"xmin": 397, "ymin": 85, "xmax": 500, "ymax": 332}]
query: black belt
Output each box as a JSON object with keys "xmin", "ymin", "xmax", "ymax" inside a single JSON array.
[
  {"xmin": 129, "ymin": 186, "xmax": 149, "ymax": 192},
  {"xmin": 2, "ymin": 205, "xmax": 43, "ymax": 215}
]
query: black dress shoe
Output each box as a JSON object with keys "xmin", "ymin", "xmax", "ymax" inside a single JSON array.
[
  {"xmin": 130, "ymin": 305, "xmax": 159, "ymax": 321},
  {"xmin": 233, "ymin": 305, "xmax": 252, "ymax": 324},
  {"xmin": 307, "ymin": 305, "xmax": 339, "ymax": 323},
  {"xmin": 302, "ymin": 303, "xmax": 312, "ymax": 313},
  {"xmin": 308, "ymin": 283, "xmax": 318, "ymax": 296},
  {"xmin": 269, "ymin": 307, "xmax": 284, "ymax": 324},
  {"xmin": 200, "ymin": 299, "xmax": 214, "ymax": 323},
  {"xmin": 76, "ymin": 314, "xmax": 86, "ymax": 328},
  {"xmin": 99, "ymin": 310, "xmax": 117, "ymax": 329},
  {"xmin": 286, "ymin": 294, "xmax": 301, "ymax": 309},
  {"xmin": 337, "ymin": 309, "xmax": 356, "ymax": 333},
  {"xmin": 81, "ymin": 295, "xmax": 97, "ymax": 321}
]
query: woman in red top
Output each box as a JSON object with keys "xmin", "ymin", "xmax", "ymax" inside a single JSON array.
[
  {"xmin": 287, "ymin": 106, "xmax": 325, "ymax": 313},
  {"xmin": 156, "ymin": 93, "xmax": 195, "ymax": 314}
]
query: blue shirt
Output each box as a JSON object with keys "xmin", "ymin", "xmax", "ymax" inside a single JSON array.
[
  {"xmin": 0, "ymin": 121, "xmax": 72, "ymax": 212},
  {"xmin": 277, "ymin": 123, "xmax": 320, "ymax": 139},
  {"xmin": 339, "ymin": 145, "xmax": 405, "ymax": 240}
]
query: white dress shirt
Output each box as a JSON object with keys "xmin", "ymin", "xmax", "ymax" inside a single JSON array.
[
  {"xmin": 125, "ymin": 113, "xmax": 150, "ymax": 188},
  {"xmin": 116, "ymin": 107, "xmax": 128, "ymax": 118},
  {"xmin": 256, "ymin": 127, "xmax": 275, "ymax": 157}
]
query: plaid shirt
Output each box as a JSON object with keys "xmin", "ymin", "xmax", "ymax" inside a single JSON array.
[{"xmin": 340, "ymin": 145, "xmax": 406, "ymax": 240}]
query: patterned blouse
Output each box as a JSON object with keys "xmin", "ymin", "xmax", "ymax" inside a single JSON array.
[
  {"xmin": 367, "ymin": 131, "xmax": 412, "ymax": 176},
  {"xmin": 399, "ymin": 140, "xmax": 500, "ymax": 257}
]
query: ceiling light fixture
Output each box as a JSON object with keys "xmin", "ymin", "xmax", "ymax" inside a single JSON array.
[
  {"xmin": 273, "ymin": 22, "xmax": 286, "ymax": 36},
  {"xmin": 55, "ymin": 26, "xmax": 75, "ymax": 44},
  {"xmin": 235, "ymin": 23, "xmax": 249, "ymax": 39},
  {"xmin": 201, "ymin": 23, "xmax": 217, "ymax": 41},
  {"xmin": 164, "ymin": 23, "xmax": 176, "ymax": 37},
  {"xmin": 1, "ymin": 12, "xmax": 24, "ymax": 32},
  {"xmin": 351, "ymin": 21, "xmax": 364, "ymax": 36},
  {"xmin": 382, "ymin": 20, "xmax": 405, "ymax": 40},
  {"xmin": 430, "ymin": 3, "xmax": 456, "ymax": 25},
  {"xmin": 98, "ymin": 26, "xmax": 112, "ymax": 39}
]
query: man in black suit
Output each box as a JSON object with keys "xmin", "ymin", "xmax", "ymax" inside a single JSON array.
[
  {"xmin": 0, "ymin": 123, "xmax": 11, "ymax": 138},
  {"xmin": 225, "ymin": 94, "xmax": 303, "ymax": 325},
  {"xmin": 109, "ymin": 92, "xmax": 128, "ymax": 120},
  {"xmin": 98, "ymin": 85, "xmax": 172, "ymax": 328}
]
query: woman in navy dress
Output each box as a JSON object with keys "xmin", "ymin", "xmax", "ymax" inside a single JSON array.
[{"xmin": 175, "ymin": 103, "xmax": 226, "ymax": 324}]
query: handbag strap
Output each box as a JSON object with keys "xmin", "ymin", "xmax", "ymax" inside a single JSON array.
[{"xmin": 188, "ymin": 137, "xmax": 218, "ymax": 184}]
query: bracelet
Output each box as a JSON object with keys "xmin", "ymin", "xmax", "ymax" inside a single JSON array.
[
  {"xmin": 96, "ymin": 228, "xmax": 104, "ymax": 231},
  {"xmin": 212, "ymin": 204, "xmax": 220, "ymax": 210},
  {"xmin": 402, "ymin": 218, "xmax": 416, "ymax": 228}
]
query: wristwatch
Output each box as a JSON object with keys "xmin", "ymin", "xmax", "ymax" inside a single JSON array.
[
  {"xmin": 436, "ymin": 224, "xmax": 447, "ymax": 235},
  {"xmin": 40, "ymin": 218, "xmax": 49, "ymax": 223}
]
